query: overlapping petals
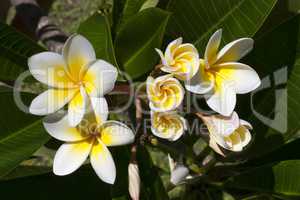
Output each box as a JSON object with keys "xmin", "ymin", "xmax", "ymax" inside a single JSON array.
[
  {"xmin": 151, "ymin": 111, "xmax": 186, "ymax": 141},
  {"xmin": 185, "ymin": 29, "xmax": 261, "ymax": 116},
  {"xmin": 198, "ymin": 112, "xmax": 252, "ymax": 152},
  {"xmin": 29, "ymin": 34, "xmax": 118, "ymax": 126},
  {"xmin": 147, "ymin": 75, "xmax": 184, "ymax": 112},
  {"xmin": 43, "ymin": 114, "xmax": 134, "ymax": 184},
  {"xmin": 155, "ymin": 38, "xmax": 199, "ymax": 80}
]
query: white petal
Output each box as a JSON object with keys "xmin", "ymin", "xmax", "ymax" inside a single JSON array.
[
  {"xmin": 205, "ymin": 81, "xmax": 236, "ymax": 116},
  {"xmin": 100, "ymin": 121, "xmax": 135, "ymax": 146},
  {"xmin": 53, "ymin": 139, "xmax": 93, "ymax": 176},
  {"xmin": 91, "ymin": 97, "xmax": 109, "ymax": 124},
  {"xmin": 165, "ymin": 37, "xmax": 182, "ymax": 62},
  {"xmin": 216, "ymin": 38, "xmax": 253, "ymax": 63},
  {"xmin": 215, "ymin": 62, "xmax": 261, "ymax": 94},
  {"xmin": 83, "ymin": 60, "xmax": 118, "ymax": 97},
  {"xmin": 63, "ymin": 34, "xmax": 96, "ymax": 81},
  {"xmin": 185, "ymin": 62, "xmax": 214, "ymax": 94},
  {"xmin": 68, "ymin": 86, "xmax": 88, "ymax": 127},
  {"xmin": 240, "ymin": 119, "xmax": 253, "ymax": 129},
  {"xmin": 29, "ymin": 88, "xmax": 77, "ymax": 115},
  {"xmin": 237, "ymin": 126, "xmax": 252, "ymax": 147},
  {"xmin": 155, "ymin": 48, "xmax": 168, "ymax": 66},
  {"xmin": 208, "ymin": 136, "xmax": 225, "ymax": 157},
  {"xmin": 43, "ymin": 114, "xmax": 88, "ymax": 142},
  {"xmin": 225, "ymin": 131, "xmax": 243, "ymax": 152},
  {"xmin": 199, "ymin": 112, "xmax": 240, "ymax": 137},
  {"xmin": 205, "ymin": 29, "xmax": 222, "ymax": 66},
  {"xmin": 90, "ymin": 139, "xmax": 116, "ymax": 184},
  {"xmin": 28, "ymin": 52, "xmax": 74, "ymax": 88}
]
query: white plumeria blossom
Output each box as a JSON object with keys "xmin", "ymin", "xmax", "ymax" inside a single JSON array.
[
  {"xmin": 185, "ymin": 29, "xmax": 261, "ymax": 116},
  {"xmin": 43, "ymin": 112, "xmax": 134, "ymax": 184},
  {"xmin": 155, "ymin": 38, "xmax": 199, "ymax": 80},
  {"xmin": 147, "ymin": 74, "xmax": 184, "ymax": 112},
  {"xmin": 29, "ymin": 34, "xmax": 118, "ymax": 126},
  {"xmin": 199, "ymin": 112, "xmax": 252, "ymax": 152},
  {"xmin": 151, "ymin": 111, "xmax": 186, "ymax": 141}
]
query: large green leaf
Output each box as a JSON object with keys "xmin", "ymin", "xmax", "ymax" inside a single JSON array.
[
  {"xmin": 115, "ymin": 8, "xmax": 170, "ymax": 78},
  {"xmin": 137, "ymin": 146, "xmax": 169, "ymax": 200},
  {"xmin": 0, "ymin": 88, "xmax": 50, "ymax": 177},
  {"xmin": 225, "ymin": 160, "xmax": 300, "ymax": 196},
  {"xmin": 0, "ymin": 22, "xmax": 44, "ymax": 80},
  {"xmin": 166, "ymin": 0, "xmax": 277, "ymax": 53},
  {"xmin": 232, "ymin": 15, "xmax": 300, "ymax": 159},
  {"xmin": 0, "ymin": 166, "xmax": 111, "ymax": 200},
  {"xmin": 78, "ymin": 13, "xmax": 119, "ymax": 69},
  {"xmin": 116, "ymin": 0, "xmax": 147, "ymax": 31}
]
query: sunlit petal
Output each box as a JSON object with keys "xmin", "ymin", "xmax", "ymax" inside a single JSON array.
[
  {"xmin": 214, "ymin": 62, "xmax": 261, "ymax": 94},
  {"xmin": 53, "ymin": 139, "xmax": 93, "ymax": 176},
  {"xmin": 83, "ymin": 60, "xmax": 118, "ymax": 97},
  {"xmin": 68, "ymin": 86, "xmax": 88, "ymax": 127},
  {"xmin": 63, "ymin": 34, "xmax": 96, "ymax": 81},
  {"xmin": 205, "ymin": 29, "xmax": 222, "ymax": 66},
  {"xmin": 90, "ymin": 139, "xmax": 116, "ymax": 184},
  {"xmin": 43, "ymin": 114, "xmax": 89, "ymax": 142},
  {"xmin": 216, "ymin": 38, "xmax": 253, "ymax": 63},
  {"xmin": 28, "ymin": 52, "xmax": 74, "ymax": 88},
  {"xmin": 30, "ymin": 88, "xmax": 78, "ymax": 115},
  {"xmin": 99, "ymin": 121, "xmax": 135, "ymax": 146}
]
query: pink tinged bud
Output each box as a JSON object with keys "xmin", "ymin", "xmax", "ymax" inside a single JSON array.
[{"xmin": 128, "ymin": 163, "xmax": 140, "ymax": 200}]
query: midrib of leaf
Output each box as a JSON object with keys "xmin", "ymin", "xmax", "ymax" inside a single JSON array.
[
  {"xmin": 0, "ymin": 119, "xmax": 43, "ymax": 144},
  {"xmin": 192, "ymin": 0, "xmax": 276, "ymax": 46},
  {"xmin": 104, "ymin": 15, "xmax": 119, "ymax": 68},
  {"xmin": 123, "ymin": 16, "xmax": 168, "ymax": 66},
  {"xmin": 0, "ymin": 26, "xmax": 43, "ymax": 61}
]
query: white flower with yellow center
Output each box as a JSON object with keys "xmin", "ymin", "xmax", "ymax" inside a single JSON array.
[
  {"xmin": 151, "ymin": 111, "xmax": 186, "ymax": 141},
  {"xmin": 43, "ymin": 111, "xmax": 134, "ymax": 184},
  {"xmin": 29, "ymin": 34, "xmax": 118, "ymax": 126},
  {"xmin": 147, "ymin": 74, "xmax": 184, "ymax": 112},
  {"xmin": 155, "ymin": 38, "xmax": 199, "ymax": 80},
  {"xmin": 198, "ymin": 112, "xmax": 252, "ymax": 152},
  {"xmin": 186, "ymin": 29, "xmax": 261, "ymax": 116}
]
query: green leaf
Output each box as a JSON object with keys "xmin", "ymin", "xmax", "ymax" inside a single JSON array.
[
  {"xmin": 0, "ymin": 88, "xmax": 50, "ymax": 177},
  {"xmin": 78, "ymin": 13, "xmax": 119, "ymax": 69},
  {"xmin": 110, "ymin": 146, "xmax": 131, "ymax": 200},
  {"xmin": 0, "ymin": 22, "xmax": 45, "ymax": 80},
  {"xmin": 0, "ymin": 166, "xmax": 111, "ymax": 200},
  {"xmin": 115, "ymin": 8, "xmax": 170, "ymax": 78},
  {"xmin": 234, "ymin": 15, "xmax": 300, "ymax": 159},
  {"xmin": 225, "ymin": 160, "xmax": 300, "ymax": 196},
  {"xmin": 137, "ymin": 146, "xmax": 169, "ymax": 200},
  {"xmin": 166, "ymin": 0, "xmax": 277, "ymax": 52},
  {"xmin": 117, "ymin": 0, "xmax": 147, "ymax": 31},
  {"xmin": 1, "ymin": 165, "xmax": 52, "ymax": 181}
]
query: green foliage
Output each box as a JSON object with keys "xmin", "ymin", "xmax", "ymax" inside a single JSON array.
[
  {"xmin": 78, "ymin": 13, "xmax": 119, "ymax": 69},
  {"xmin": 0, "ymin": 166, "xmax": 111, "ymax": 200},
  {"xmin": 115, "ymin": 8, "xmax": 170, "ymax": 78},
  {"xmin": 0, "ymin": 22, "xmax": 44, "ymax": 81},
  {"xmin": 225, "ymin": 160, "xmax": 300, "ymax": 196},
  {"xmin": 167, "ymin": 0, "xmax": 277, "ymax": 53},
  {"xmin": 236, "ymin": 15, "xmax": 300, "ymax": 159},
  {"xmin": 0, "ymin": 88, "xmax": 50, "ymax": 177}
]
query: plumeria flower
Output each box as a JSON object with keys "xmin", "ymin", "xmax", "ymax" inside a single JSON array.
[
  {"xmin": 198, "ymin": 112, "xmax": 252, "ymax": 152},
  {"xmin": 43, "ymin": 111, "xmax": 134, "ymax": 184},
  {"xmin": 155, "ymin": 38, "xmax": 199, "ymax": 81},
  {"xmin": 186, "ymin": 29, "xmax": 261, "ymax": 116},
  {"xmin": 151, "ymin": 111, "xmax": 186, "ymax": 141},
  {"xmin": 29, "ymin": 34, "xmax": 118, "ymax": 126},
  {"xmin": 147, "ymin": 74, "xmax": 184, "ymax": 112}
]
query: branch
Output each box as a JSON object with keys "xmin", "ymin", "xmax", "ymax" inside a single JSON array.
[{"xmin": 10, "ymin": 0, "xmax": 68, "ymax": 52}]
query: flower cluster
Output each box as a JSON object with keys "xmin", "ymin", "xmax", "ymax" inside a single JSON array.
[
  {"xmin": 148, "ymin": 29, "xmax": 261, "ymax": 152},
  {"xmin": 28, "ymin": 34, "xmax": 134, "ymax": 184}
]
